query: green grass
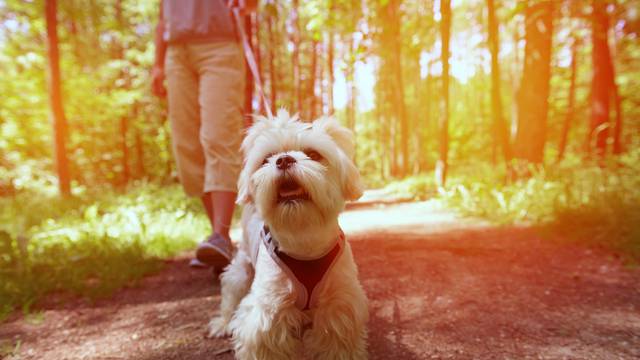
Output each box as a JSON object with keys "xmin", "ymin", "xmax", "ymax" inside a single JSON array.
[
  {"xmin": 0, "ymin": 183, "xmax": 211, "ymax": 320},
  {"xmin": 384, "ymin": 152, "xmax": 640, "ymax": 262}
]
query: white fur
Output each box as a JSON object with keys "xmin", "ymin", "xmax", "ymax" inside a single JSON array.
[{"xmin": 208, "ymin": 110, "xmax": 368, "ymax": 359}]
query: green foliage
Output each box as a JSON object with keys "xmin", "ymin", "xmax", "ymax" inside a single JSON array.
[
  {"xmin": 0, "ymin": 337, "xmax": 21, "ymax": 358},
  {"xmin": 385, "ymin": 153, "xmax": 640, "ymax": 262},
  {"xmin": 0, "ymin": 183, "xmax": 210, "ymax": 318},
  {"xmin": 0, "ymin": 0, "xmax": 171, "ymax": 192}
]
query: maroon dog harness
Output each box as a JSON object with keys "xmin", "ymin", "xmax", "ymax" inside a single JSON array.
[{"xmin": 260, "ymin": 226, "xmax": 345, "ymax": 310}]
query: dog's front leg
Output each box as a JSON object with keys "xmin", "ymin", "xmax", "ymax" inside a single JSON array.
[
  {"xmin": 231, "ymin": 297, "xmax": 304, "ymax": 360},
  {"xmin": 305, "ymin": 296, "xmax": 369, "ymax": 360},
  {"xmin": 208, "ymin": 250, "xmax": 254, "ymax": 338}
]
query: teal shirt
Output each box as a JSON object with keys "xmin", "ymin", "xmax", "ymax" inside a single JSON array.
[{"xmin": 162, "ymin": 0, "xmax": 236, "ymax": 43}]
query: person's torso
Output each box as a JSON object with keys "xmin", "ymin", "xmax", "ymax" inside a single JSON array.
[{"xmin": 162, "ymin": 0, "xmax": 235, "ymax": 44}]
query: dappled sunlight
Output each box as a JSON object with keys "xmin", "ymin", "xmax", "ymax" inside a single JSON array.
[
  {"xmin": 1, "ymin": 0, "xmax": 639, "ymax": 358},
  {"xmin": 340, "ymin": 199, "xmax": 487, "ymax": 236}
]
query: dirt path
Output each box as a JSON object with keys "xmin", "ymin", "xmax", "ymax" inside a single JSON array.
[{"xmin": 2, "ymin": 201, "xmax": 639, "ymax": 359}]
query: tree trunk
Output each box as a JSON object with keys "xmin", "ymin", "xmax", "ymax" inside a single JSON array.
[
  {"xmin": 244, "ymin": 15, "xmax": 255, "ymax": 116},
  {"xmin": 134, "ymin": 123, "xmax": 145, "ymax": 179},
  {"xmin": 390, "ymin": 0, "xmax": 408, "ymax": 177},
  {"xmin": 116, "ymin": 0, "xmax": 130, "ymax": 186},
  {"xmin": 120, "ymin": 116, "xmax": 129, "ymax": 184},
  {"xmin": 510, "ymin": 21, "xmax": 521, "ymax": 140},
  {"xmin": 327, "ymin": 33, "xmax": 335, "ymax": 115},
  {"xmin": 309, "ymin": 39, "xmax": 319, "ymax": 120},
  {"xmin": 609, "ymin": 3, "xmax": 623, "ymax": 155},
  {"xmin": 45, "ymin": 0, "xmax": 71, "ymax": 196},
  {"xmin": 423, "ymin": 60, "xmax": 433, "ymax": 172},
  {"xmin": 487, "ymin": 0, "xmax": 512, "ymax": 165},
  {"xmin": 346, "ymin": 36, "xmax": 356, "ymax": 133},
  {"xmin": 327, "ymin": 0, "xmax": 335, "ymax": 115},
  {"xmin": 292, "ymin": 0, "xmax": 302, "ymax": 113},
  {"xmin": 436, "ymin": 0, "xmax": 451, "ymax": 186},
  {"xmin": 611, "ymin": 76, "xmax": 622, "ymax": 154},
  {"xmin": 514, "ymin": 0, "xmax": 554, "ymax": 164},
  {"xmin": 414, "ymin": 53, "xmax": 423, "ymax": 173},
  {"xmin": 317, "ymin": 40, "xmax": 325, "ymax": 116},
  {"xmin": 379, "ymin": 0, "xmax": 407, "ymax": 177},
  {"xmin": 589, "ymin": 0, "xmax": 614, "ymax": 157},
  {"xmin": 557, "ymin": 36, "xmax": 579, "ymax": 162},
  {"xmin": 266, "ymin": 1, "xmax": 277, "ymax": 114},
  {"xmin": 253, "ymin": 12, "xmax": 263, "ymax": 115}
]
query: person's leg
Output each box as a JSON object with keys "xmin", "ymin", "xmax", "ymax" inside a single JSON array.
[
  {"xmin": 200, "ymin": 191, "xmax": 236, "ymax": 239},
  {"xmin": 165, "ymin": 45, "xmax": 206, "ymax": 198},
  {"xmin": 201, "ymin": 192, "xmax": 214, "ymax": 228},
  {"xmin": 192, "ymin": 41, "xmax": 245, "ymax": 266},
  {"xmin": 210, "ymin": 191, "xmax": 237, "ymax": 241},
  {"xmin": 166, "ymin": 46, "xmax": 215, "ymax": 268}
]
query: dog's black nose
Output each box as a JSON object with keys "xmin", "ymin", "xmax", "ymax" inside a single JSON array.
[{"xmin": 276, "ymin": 155, "xmax": 296, "ymax": 170}]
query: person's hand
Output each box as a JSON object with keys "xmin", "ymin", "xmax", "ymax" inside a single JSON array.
[
  {"xmin": 151, "ymin": 64, "xmax": 167, "ymax": 98},
  {"xmin": 227, "ymin": 0, "xmax": 258, "ymax": 16},
  {"xmin": 227, "ymin": 0, "xmax": 246, "ymax": 9}
]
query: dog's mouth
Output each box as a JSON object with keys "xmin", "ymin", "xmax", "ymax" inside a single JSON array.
[{"xmin": 277, "ymin": 178, "xmax": 309, "ymax": 203}]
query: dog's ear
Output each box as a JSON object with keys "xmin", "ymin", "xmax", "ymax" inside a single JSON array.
[
  {"xmin": 311, "ymin": 116, "xmax": 356, "ymax": 159},
  {"xmin": 236, "ymin": 166, "xmax": 253, "ymax": 204},
  {"xmin": 237, "ymin": 116, "xmax": 273, "ymax": 205},
  {"xmin": 341, "ymin": 157, "xmax": 364, "ymax": 201},
  {"xmin": 312, "ymin": 117, "xmax": 364, "ymax": 201},
  {"xmin": 241, "ymin": 115, "xmax": 271, "ymax": 156}
]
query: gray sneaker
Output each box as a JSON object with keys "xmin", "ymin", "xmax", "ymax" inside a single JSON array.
[
  {"xmin": 188, "ymin": 258, "xmax": 209, "ymax": 269},
  {"xmin": 196, "ymin": 233, "xmax": 233, "ymax": 268}
]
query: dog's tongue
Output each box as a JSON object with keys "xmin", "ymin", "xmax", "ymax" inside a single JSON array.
[
  {"xmin": 279, "ymin": 180, "xmax": 304, "ymax": 197},
  {"xmin": 279, "ymin": 188, "xmax": 304, "ymax": 197}
]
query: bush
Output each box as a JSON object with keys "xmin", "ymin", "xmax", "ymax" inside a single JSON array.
[
  {"xmin": 0, "ymin": 183, "xmax": 211, "ymax": 319},
  {"xmin": 385, "ymin": 152, "xmax": 640, "ymax": 262}
]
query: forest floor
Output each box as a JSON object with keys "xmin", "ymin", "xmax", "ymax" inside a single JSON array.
[{"xmin": 1, "ymin": 198, "xmax": 640, "ymax": 359}]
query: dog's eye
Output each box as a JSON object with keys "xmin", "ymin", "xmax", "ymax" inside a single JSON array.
[{"xmin": 304, "ymin": 149, "xmax": 323, "ymax": 162}]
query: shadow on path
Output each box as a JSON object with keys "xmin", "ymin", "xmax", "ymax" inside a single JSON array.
[{"xmin": 2, "ymin": 201, "xmax": 639, "ymax": 359}]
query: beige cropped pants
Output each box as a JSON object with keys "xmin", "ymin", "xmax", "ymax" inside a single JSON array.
[{"xmin": 165, "ymin": 41, "xmax": 245, "ymax": 196}]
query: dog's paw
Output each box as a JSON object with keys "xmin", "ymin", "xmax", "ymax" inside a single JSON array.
[{"xmin": 207, "ymin": 316, "xmax": 231, "ymax": 338}]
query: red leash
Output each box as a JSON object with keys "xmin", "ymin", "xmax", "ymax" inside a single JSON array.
[{"xmin": 231, "ymin": 7, "xmax": 274, "ymax": 118}]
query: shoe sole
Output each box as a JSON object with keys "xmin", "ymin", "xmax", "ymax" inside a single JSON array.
[
  {"xmin": 189, "ymin": 258, "xmax": 210, "ymax": 269},
  {"xmin": 196, "ymin": 246, "xmax": 230, "ymax": 268}
]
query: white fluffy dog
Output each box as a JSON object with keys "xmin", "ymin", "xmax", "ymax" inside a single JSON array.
[{"xmin": 208, "ymin": 110, "xmax": 369, "ymax": 359}]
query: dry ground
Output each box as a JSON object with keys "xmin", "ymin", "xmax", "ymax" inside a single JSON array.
[{"xmin": 2, "ymin": 201, "xmax": 639, "ymax": 359}]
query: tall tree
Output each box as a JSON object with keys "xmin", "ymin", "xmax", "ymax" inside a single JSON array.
[
  {"xmin": 291, "ymin": 0, "xmax": 302, "ymax": 112},
  {"xmin": 377, "ymin": 0, "xmax": 408, "ymax": 176},
  {"xmin": 45, "ymin": 0, "xmax": 71, "ymax": 195},
  {"xmin": 390, "ymin": 0, "xmax": 408, "ymax": 177},
  {"xmin": 436, "ymin": 0, "xmax": 451, "ymax": 186},
  {"xmin": 253, "ymin": 12, "xmax": 263, "ymax": 115},
  {"xmin": 590, "ymin": 0, "xmax": 611, "ymax": 156},
  {"xmin": 266, "ymin": 0, "xmax": 277, "ymax": 114},
  {"xmin": 244, "ymin": 14, "xmax": 255, "ymax": 116},
  {"xmin": 611, "ymin": 69, "xmax": 623, "ymax": 154},
  {"xmin": 327, "ymin": 0, "xmax": 336, "ymax": 115},
  {"xmin": 487, "ymin": 0, "xmax": 512, "ymax": 165},
  {"xmin": 115, "ymin": 0, "xmax": 130, "ymax": 186},
  {"xmin": 309, "ymin": 39, "xmax": 319, "ymax": 119},
  {"xmin": 557, "ymin": 35, "xmax": 579, "ymax": 162},
  {"xmin": 133, "ymin": 106, "xmax": 145, "ymax": 178},
  {"xmin": 345, "ymin": 35, "xmax": 357, "ymax": 134},
  {"xmin": 514, "ymin": 1, "xmax": 554, "ymax": 164},
  {"xmin": 590, "ymin": 0, "xmax": 623, "ymax": 156}
]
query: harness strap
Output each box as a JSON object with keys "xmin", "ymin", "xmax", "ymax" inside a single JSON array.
[{"xmin": 262, "ymin": 227, "xmax": 345, "ymax": 310}]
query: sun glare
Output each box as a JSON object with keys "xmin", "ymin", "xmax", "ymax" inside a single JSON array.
[{"xmin": 333, "ymin": 60, "xmax": 376, "ymax": 112}]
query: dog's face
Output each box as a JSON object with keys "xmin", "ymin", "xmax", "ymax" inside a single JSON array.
[{"xmin": 238, "ymin": 110, "xmax": 363, "ymax": 230}]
